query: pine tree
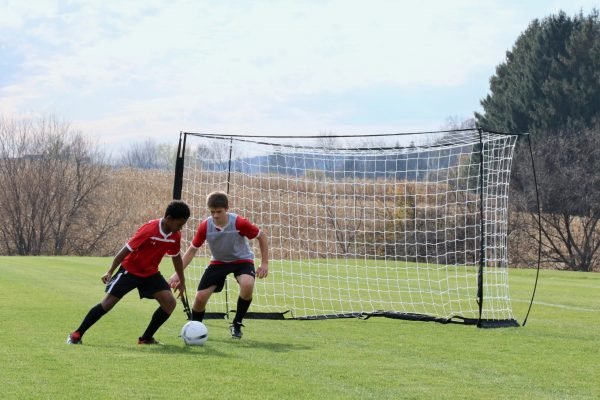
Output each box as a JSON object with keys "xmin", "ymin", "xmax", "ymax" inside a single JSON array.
[{"xmin": 476, "ymin": 10, "xmax": 599, "ymax": 136}]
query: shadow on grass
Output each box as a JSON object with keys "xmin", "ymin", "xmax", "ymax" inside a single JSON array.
[
  {"xmin": 84, "ymin": 342, "xmax": 232, "ymax": 358},
  {"xmin": 207, "ymin": 337, "xmax": 312, "ymax": 352},
  {"xmin": 81, "ymin": 337, "xmax": 311, "ymax": 356}
]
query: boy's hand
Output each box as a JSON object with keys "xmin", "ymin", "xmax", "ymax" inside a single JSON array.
[
  {"xmin": 101, "ymin": 272, "xmax": 112, "ymax": 284},
  {"xmin": 168, "ymin": 274, "xmax": 180, "ymax": 289},
  {"xmin": 256, "ymin": 262, "xmax": 269, "ymax": 279},
  {"xmin": 169, "ymin": 274, "xmax": 186, "ymax": 297},
  {"xmin": 174, "ymin": 280, "xmax": 186, "ymax": 297}
]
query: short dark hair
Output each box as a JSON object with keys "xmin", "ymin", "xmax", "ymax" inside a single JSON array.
[
  {"xmin": 206, "ymin": 191, "xmax": 229, "ymax": 209},
  {"xmin": 165, "ymin": 200, "xmax": 190, "ymax": 220}
]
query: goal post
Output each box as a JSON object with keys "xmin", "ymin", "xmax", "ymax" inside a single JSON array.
[{"xmin": 173, "ymin": 129, "xmax": 521, "ymax": 328}]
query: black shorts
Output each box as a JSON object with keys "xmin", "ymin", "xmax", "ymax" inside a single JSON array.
[
  {"xmin": 198, "ymin": 262, "xmax": 256, "ymax": 293},
  {"xmin": 105, "ymin": 267, "xmax": 170, "ymax": 299}
]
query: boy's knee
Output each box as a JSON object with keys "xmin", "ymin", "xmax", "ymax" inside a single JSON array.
[
  {"xmin": 163, "ymin": 297, "xmax": 176, "ymax": 314},
  {"xmin": 195, "ymin": 292, "xmax": 209, "ymax": 306},
  {"xmin": 157, "ymin": 292, "xmax": 176, "ymax": 313},
  {"xmin": 101, "ymin": 295, "xmax": 119, "ymax": 311},
  {"xmin": 239, "ymin": 283, "xmax": 254, "ymax": 298}
]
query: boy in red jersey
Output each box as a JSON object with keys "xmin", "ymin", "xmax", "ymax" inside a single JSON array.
[
  {"xmin": 67, "ymin": 200, "xmax": 190, "ymax": 345},
  {"xmin": 169, "ymin": 191, "xmax": 269, "ymax": 339}
]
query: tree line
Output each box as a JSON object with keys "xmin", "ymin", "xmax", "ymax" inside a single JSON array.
[
  {"xmin": 0, "ymin": 115, "xmax": 173, "ymax": 256},
  {"xmin": 0, "ymin": 10, "xmax": 598, "ymax": 271}
]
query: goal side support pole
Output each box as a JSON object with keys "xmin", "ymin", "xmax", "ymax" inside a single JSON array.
[
  {"xmin": 476, "ymin": 128, "xmax": 520, "ymax": 328},
  {"xmin": 171, "ymin": 132, "xmax": 235, "ymax": 321},
  {"xmin": 223, "ymin": 137, "xmax": 234, "ymax": 319},
  {"xmin": 477, "ymin": 128, "xmax": 485, "ymax": 327},
  {"xmin": 172, "ymin": 131, "xmax": 186, "ymax": 201}
]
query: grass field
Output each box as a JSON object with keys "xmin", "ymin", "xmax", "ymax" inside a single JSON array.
[{"xmin": 0, "ymin": 256, "xmax": 598, "ymax": 399}]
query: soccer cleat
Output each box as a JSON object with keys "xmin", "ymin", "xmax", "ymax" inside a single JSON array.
[
  {"xmin": 66, "ymin": 331, "xmax": 82, "ymax": 345},
  {"xmin": 230, "ymin": 322, "xmax": 244, "ymax": 339},
  {"xmin": 138, "ymin": 337, "xmax": 162, "ymax": 345}
]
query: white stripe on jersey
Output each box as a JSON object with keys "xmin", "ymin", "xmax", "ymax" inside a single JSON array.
[{"xmin": 150, "ymin": 236, "xmax": 176, "ymax": 243}]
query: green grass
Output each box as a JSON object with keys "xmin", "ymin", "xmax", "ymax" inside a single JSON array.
[{"xmin": 0, "ymin": 256, "xmax": 598, "ymax": 399}]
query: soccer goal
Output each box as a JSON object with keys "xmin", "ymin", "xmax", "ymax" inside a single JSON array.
[{"xmin": 173, "ymin": 129, "xmax": 521, "ymax": 328}]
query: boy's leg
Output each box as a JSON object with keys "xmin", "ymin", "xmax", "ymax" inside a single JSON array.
[
  {"xmin": 77, "ymin": 294, "xmax": 120, "ymax": 335},
  {"xmin": 68, "ymin": 294, "xmax": 120, "ymax": 343},
  {"xmin": 233, "ymin": 274, "xmax": 255, "ymax": 325},
  {"xmin": 139, "ymin": 290, "xmax": 176, "ymax": 342},
  {"xmin": 230, "ymin": 273, "xmax": 255, "ymax": 338},
  {"xmin": 192, "ymin": 286, "xmax": 216, "ymax": 322}
]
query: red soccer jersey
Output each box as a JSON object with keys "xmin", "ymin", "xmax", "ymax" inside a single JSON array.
[
  {"xmin": 191, "ymin": 214, "xmax": 260, "ymax": 264},
  {"xmin": 121, "ymin": 219, "xmax": 181, "ymax": 277}
]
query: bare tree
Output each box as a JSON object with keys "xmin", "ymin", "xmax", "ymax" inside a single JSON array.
[
  {"xmin": 0, "ymin": 115, "xmax": 111, "ymax": 255},
  {"xmin": 510, "ymin": 125, "xmax": 600, "ymax": 271},
  {"xmin": 441, "ymin": 116, "xmax": 477, "ymax": 130},
  {"xmin": 192, "ymin": 139, "xmax": 235, "ymax": 171},
  {"xmin": 313, "ymin": 135, "xmax": 383, "ymax": 256},
  {"xmin": 119, "ymin": 139, "xmax": 175, "ymax": 170},
  {"xmin": 318, "ymin": 191, "xmax": 365, "ymax": 256},
  {"xmin": 315, "ymin": 131, "xmax": 338, "ymax": 149}
]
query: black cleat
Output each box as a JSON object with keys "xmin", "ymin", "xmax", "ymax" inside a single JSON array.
[
  {"xmin": 230, "ymin": 322, "xmax": 244, "ymax": 339},
  {"xmin": 138, "ymin": 337, "xmax": 162, "ymax": 345}
]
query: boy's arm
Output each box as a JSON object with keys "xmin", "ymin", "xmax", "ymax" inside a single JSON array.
[
  {"xmin": 182, "ymin": 246, "xmax": 199, "ymax": 269},
  {"xmin": 102, "ymin": 246, "xmax": 131, "ymax": 284},
  {"xmin": 169, "ymin": 246, "xmax": 199, "ymax": 288},
  {"xmin": 256, "ymin": 231, "xmax": 269, "ymax": 279},
  {"xmin": 171, "ymin": 253, "xmax": 186, "ymax": 294}
]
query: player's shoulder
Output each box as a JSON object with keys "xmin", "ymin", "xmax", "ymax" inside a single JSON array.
[
  {"xmin": 229, "ymin": 212, "xmax": 245, "ymax": 220},
  {"xmin": 234, "ymin": 214, "xmax": 256, "ymax": 226},
  {"xmin": 137, "ymin": 219, "xmax": 160, "ymax": 233},
  {"xmin": 233, "ymin": 214, "xmax": 250, "ymax": 221}
]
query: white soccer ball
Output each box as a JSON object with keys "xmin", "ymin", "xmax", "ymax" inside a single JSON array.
[{"xmin": 181, "ymin": 321, "xmax": 208, "ymax": 346}]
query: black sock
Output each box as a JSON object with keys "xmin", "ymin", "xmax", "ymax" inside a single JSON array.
[
  {"xmin": 141, "ymin": 307, "xmax": 171, "ymax": 340},
  {"xmin": 192, "ymin": 310, "xmax": 205, "ymax": 322},
  {"xmin": 76, "ymin": 303, "xmax": 108, "ymax": 336},
  {"xmin": 233, "ymin": 297, "xmax": 252, "ymax": 324}
]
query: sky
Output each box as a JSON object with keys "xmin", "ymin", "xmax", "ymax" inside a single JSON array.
[{"xmin": 0, "ymin": 0, "xmax": 597, "ymax": 153}]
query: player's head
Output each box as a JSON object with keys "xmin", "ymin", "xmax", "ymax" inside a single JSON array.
[
  {"xmin": 206, "ymin": 191, "xmax": 228, "ymax": 225},
  {"xmin": 163, "ymin": 200, "xmax": 190, "ymax": 233},
  {"xmin": 206, "ymin": 191, "xmax": 229, "ymax": 209}
]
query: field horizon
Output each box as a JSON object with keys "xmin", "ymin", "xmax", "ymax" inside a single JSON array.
[{"xmin": 0, "ymin": 256, "xmax": 598, "ymax": 399}]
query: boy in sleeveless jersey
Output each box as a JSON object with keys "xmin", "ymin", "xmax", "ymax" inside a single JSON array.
[{"xmin": 169, "ymin": 191, "xmax": 269, "ymax": 339}]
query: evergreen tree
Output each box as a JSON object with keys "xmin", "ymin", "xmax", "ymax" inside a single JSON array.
[{"xmin": 476, "ymin": 10, "xmax": 599, "ymax": 135}]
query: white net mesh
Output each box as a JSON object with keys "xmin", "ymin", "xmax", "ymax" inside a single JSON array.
[{"xmin": 178, "ymin": 129, "xmax": 518, "ymax": 323}]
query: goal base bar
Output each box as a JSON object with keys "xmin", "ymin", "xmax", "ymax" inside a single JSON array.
[
  {"xmin": 230, "ymin": 310, "xmax": 520, "ymax": 327},
  {"xmin": 203, "ymin": 312, "xmax": 228, "ymax": 320},
  {"xmin": 477, "ymin": 318, "xmax": 520, "ymax": 328},
  {"xmin": 243, "ymin": 311, "xmax": 290, "ymax": 320},
  {"xmin": 367, "ymin": 312, "xmax": 520, "ymax": 328},
  {"xmin": 207, "ymin": 311, "xmax": 292, "ymax": 320}
]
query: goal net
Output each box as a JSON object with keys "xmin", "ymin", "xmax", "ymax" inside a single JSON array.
[{"xmin": 173, "ymin": 129, "xmax": 520, "ymax": 327}]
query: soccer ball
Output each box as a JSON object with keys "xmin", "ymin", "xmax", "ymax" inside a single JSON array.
[{"xmin": 181, "ymin": 321, "xmax": 208, "ymax": 346}]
